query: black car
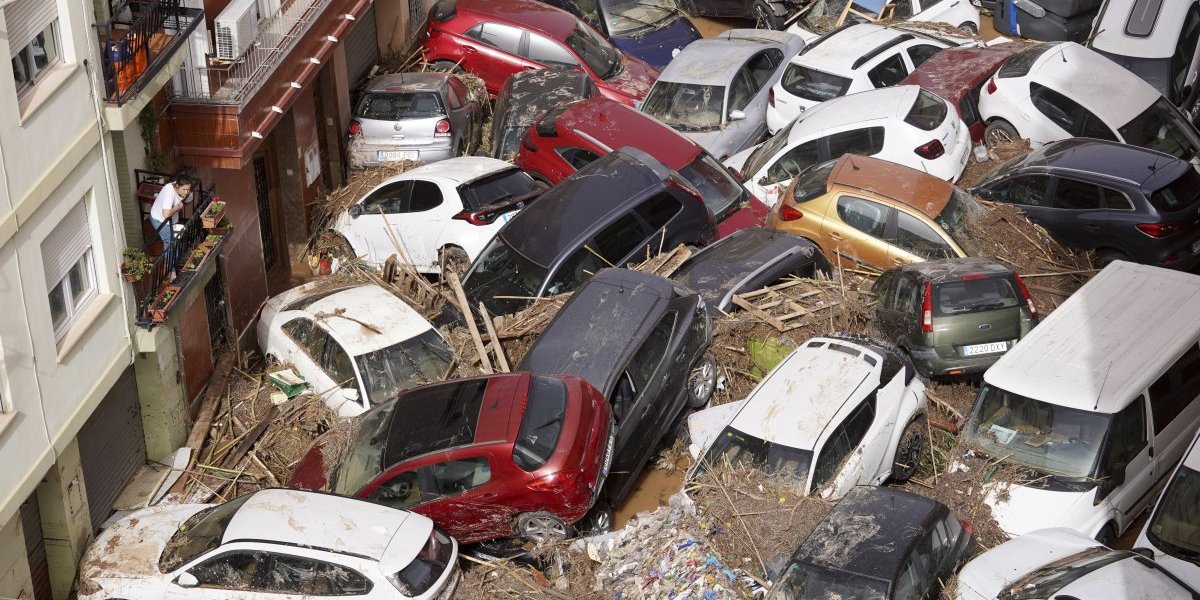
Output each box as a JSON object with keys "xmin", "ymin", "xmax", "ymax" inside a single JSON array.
[
  {"xmin": 972, "ymin": 138, "xmax": 1200, "ymax": 270},
  {"xmin": 517, "ymin": 268, "xmax": 714, "ymax": 529},
  {"xmin": 671, "ymin": 227, "xmax": 830, "ymax": 312},
  {"xmin": 491, "ymin": 68, "xmax": 597, "ymax": 162},
  {"xmin": 461, "ymin": 147, "xmax": 717, "ymax": 316},
  {"xmin": 769, "ymin": 486, "xmax": 975, "ymax": 600},
  {"xmin": 992, "ymin": 0, "xmax": 1101, "ymax": 43}
]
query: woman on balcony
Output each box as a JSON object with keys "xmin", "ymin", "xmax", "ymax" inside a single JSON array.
[{"xmin": 149, "ymin": 179, "xmax": 191, "ymax": 252}]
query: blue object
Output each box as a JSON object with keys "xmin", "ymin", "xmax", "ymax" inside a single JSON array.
[
  {"xmin": 852, "ymin": 0, "xmax": 888, "ymax": 15},
  {"xmin": 609, "ymin": 13, "xmax": 701, "ymax": 70}
]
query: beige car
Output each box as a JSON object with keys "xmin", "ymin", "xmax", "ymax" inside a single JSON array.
[{"xmin": 767, "ymin": 154, "xmax": 977, "ymax": 270}]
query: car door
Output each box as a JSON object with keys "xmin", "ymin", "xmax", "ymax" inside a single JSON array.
[
  {"xmin": 525, "ymin": 31, "xmax": 582, "ymax": 70},
  {"xmin": 425, "ymin": 454, "xmax": 519, "ymax": 541},
  {"xmin": 810, "ymin": 391, "xmax": 879, "ymax": 498},
  {"xmin": 823, "ymin": 126, "xmax": 887, "ymax": 161},
  {"xmin": 404, "ymin": 179, "xmax": 451, "ymax": 268},
  {"xmin": 725, "ymin": 66, "xmax": 760, "ymax": 154},
  {"xmin": 319, "ymin": 331, "xmax": 367, "ymax": 415},
  {"xmin": 871, "ymin": 271, "xmax": 899, "ymax": 337},
  {"xmin": 1030, "ymin": 82, "xmax": 1119, "ymax": 142},
  {"xmin": 345, "ymin": 179, "xmax": 413, "ymax": 265},
  {"xmin": 888, "ymin": 210, "xmax": 961, "ymax": 266},
  {"xmin": 975, "ymin": 173, "xmax": 1054, "ymax": 224},
  {"xmin": 444, "ymin": 79, "xmax": 472, "ymax": 151},
  {"xmin": 279, "ymin": 317, "xmax": 338, "ymax": 403},
  {"xmin": 1101, "ymin": 396, "xmax": 1156, "ymax": 526},
  {"xmin": 260, "ymin": 553, "xmax": 373, "ymax": 598},
  {"xmin": 461, "ymin": 22, "xmax": 534, "ymax": 92},
  {"xmin": 892, "ymin": 528, "xmax": 938, "ymax": 600},
  {"xmin": 891, "ymin": 274, "xmax": 922, "ymax": 349},
  {"xmin": 1145, "ymin": 344, "xmax": 1200, "ymax": 515},
  {"xmin": 1045, "ymin": 176, "xmax": 1108, "ymax": 250},
  {"xmin": 825, "ymin": 195, "xmax": 896, "ymax": 269}
]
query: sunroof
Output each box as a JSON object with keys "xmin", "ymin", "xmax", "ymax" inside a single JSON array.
[{"xmin": 1125, "ymin": 0, "xmax": 1164, "ymax": 37}]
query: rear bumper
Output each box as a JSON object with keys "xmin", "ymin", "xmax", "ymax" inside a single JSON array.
[
  {"xmin": 347, "ymin": 141, "xmax": 453, "ymax": 169},
  {"xmin": 909, "ymin": 346, "xmax": 1008, "ymax": 378}
]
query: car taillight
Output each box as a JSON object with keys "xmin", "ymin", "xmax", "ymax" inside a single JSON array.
[
  {"xmin": 1013, "ymin": 273, "xmax": 1038, "ymax": 322},
  {"xmin": 959, "ymin": 519, "xmax": 974, "ymax": 538},
  {"xmin": 434, "ymin": 118, "xmax": 451, "ymax": 137},
  {"xmin": 348, "ymin": 120, "xmax": 363, "ymax": 138},
  {"xmin": 986, "ymin": 78, "xmax": 997, "ymax": 95},
  {"xmin": 1136, "ymin": 221, "xmax": 1182, "ymax": 237},
  {"xmin": 528, "ymin": 472, "xmax": 580, "ymax": 492},
  {"xmin": 768, "ymin": 87, "xmax": 775, "ymax": 108},
  {"xmin": 921, "ymin": 281, "xmax": 933, "ymax": 334},
  {"xmin": 779, "ymin": 204, "xmax": 803, "ymax": 221},
  {"xmin": 453, "ymin": 210, "xmax": 498, "ymax": 225},
  {"xmin": 915, "ymin": 139, "xmax": 945, "ymax": 160}
]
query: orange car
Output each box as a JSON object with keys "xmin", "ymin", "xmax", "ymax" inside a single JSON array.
[{"xmin": 767, "ymin": 154, "xmax": 978, "ymax": 270}]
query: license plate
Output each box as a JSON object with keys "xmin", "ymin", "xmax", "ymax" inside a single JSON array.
[
  {"xmin": 378, "ymin": 150, "xmax": 418, "ymax": 161},
  {"xmin": 499, "ymin": 210, "xmax": 517, "ymax": 225},
  {"xmin": 963, "ymin": 341, "xmax": 1008, "ymax": 356},
  {"xmin": 1192, "ymin": 239, "xmax": 1200, "ymax": 255}
]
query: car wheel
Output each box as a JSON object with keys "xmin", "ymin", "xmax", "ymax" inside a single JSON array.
[
  {"xmin": 958, "ymin": 21, "xmax": 979, "ymax": 34},
  {"xmin": 1095, "ymin": 249, "xmax": 1127, "ymax": 268},
  {"xmin": 516, "ymin": 511, "xmax": 570, "ymax": 544},
  {"xmin": 428, "ymin": 60, "xmax": 463, "ymax": 74},
  {"xmin": 1095, "ymin": 523, "xmax": 1117, "ymax": 547},
  {"xmin": 439, "ymin": 246, "xmax": 471, "ymax": 279},
  {"xmin": 752, "ymin": 0, "xmax": 781, "ymax": 29},
  {"xmin": 984, "ymin": 119, "xmax": 1019, "ymax": 149},
  {"xmin": 687, "ymin": 354, "xmax": 718, "ymax": 408},
  {"xmin": 580, "ymin": 503, "xmax": 614, "ymax": 535},
  {"xmin": 891, "ymin": 416, "xmax": 925, "ymax": 482}
]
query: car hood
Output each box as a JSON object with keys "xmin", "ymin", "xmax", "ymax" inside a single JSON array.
[
  {"xmin": 984, "ymin": 482, "xmax": 1098, "ymax": 538},
  {"xmin": 602, "ymin": 54, "xmax": 659, "ymax": 103},
  {"xmin": 610, "ymin": 15, "xmax": 701, "ymax": 70},
  {"xmin": 956, "ymin": 527, "xmax": 1098, "ymax": 600},
  {"xmin": 684, "ymin": 129, "xmax": 737, "ymax": 160},
  {"xmin": 80, "ymin": 503, "xmax": 211, "ymax": 582}
]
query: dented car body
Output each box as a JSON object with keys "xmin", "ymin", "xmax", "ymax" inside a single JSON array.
[{"xmin": 490, "ymin": 68, "xmax": 598, "ymax": 162}]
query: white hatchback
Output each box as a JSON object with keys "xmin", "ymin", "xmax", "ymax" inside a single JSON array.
[
  {"xmin": 728, "ymin": 85, "xmax": 971, "ymax": 206},
  {"xmin": 686, "ymin": 335, "xmax": 928, "ymax": 500},
  {"xmin": 78, "ymin": 489, "xmax": 459, "ymax": 600},
  {"xmin": 257, "ymin": 282, "xmax": 453, "ymax": 418},
  {"xmin": 334, "ymin": 157, "xmax": 544, "ymax": 275}
]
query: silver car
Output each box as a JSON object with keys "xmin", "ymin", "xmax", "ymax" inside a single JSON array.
[
  {"xmin": 639, "ymin": 29, "xmax": 806, "ymax": 160},
  {"xmin": 347, "ymin": 72, "xmax": 484, "ymax": 169}
]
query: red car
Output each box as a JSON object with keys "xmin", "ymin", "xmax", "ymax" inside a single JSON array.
[
  {"xmin": 514, "ymin": 97, "xmax": 768, "ymax": 238},
  {"xmin": 899, "ymin": 45, "xmax": 1021, "ymax": 144},
  {"xmin": 288, "ymin": 372, "xmax": 614, "ymax": 544},
  {"xmin": 420, "ymin": 0, "xmax": 659, "ymax": 106}
]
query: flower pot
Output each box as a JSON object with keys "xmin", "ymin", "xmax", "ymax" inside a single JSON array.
[
  {"xmin": 201, "ymin": 202, "xmax": 227, "ymax": 229},
  {"xmin": 121, "ymin": 269, "xmax": 139, "ymax": 283},
  {"xmin": 149, "ymin": 285, "xmax": 182, "ymax": 323}
]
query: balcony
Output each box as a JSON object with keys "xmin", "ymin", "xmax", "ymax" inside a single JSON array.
[{"xmin": 97, "ymin": 0, "xmax": 203, "ymax": 124}]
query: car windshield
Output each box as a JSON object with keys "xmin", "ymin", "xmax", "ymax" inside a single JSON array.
[
  {"xmin": 678, "ymin": 152, "xmax": 746, "ymax": 217},
  {"xmin": 997, "ymin": 43, "xmax": 1053, "ymax": 78},
  {"xmin": 600, "ymin": 0, "xmax": 676, "ymax": 35},
  {"xmin": 332, "ymin": 400, "xmax": 400, "ymax": 495},
  {"xmin": 356, "ymin": 92, "xmax": 445, "ymax": 120},
  {"xmin": 936, "ymin": 188, "xmax": 983, "ymax": 249},
  {"xmin": 767, "ymin": 562, "xmax": 888, "ymax": 600},
  {"xmin": 780, "ymin": 64, "xmax": 852, "ymax": 103},
  {"xmin": 1146, "ymin": 465, "xmax": 1200, "ymax": 561},
  {"xmin": 641, "ymin": 82, "xmax": 725, "ymax": 131},
  {"xmin": 565, "ymin": 25, "xmax": 620, "ymax": 79},
  {"xmin": 792, "ymin": 160, "xmax": 836, "ymax": 203},
  {"xmin": 964, "ymin": 384, "xmax": 1110, "ymax": 479},
  {"xmin": 356, "ymin": 330, "xmax": 454, "ymax": 405},
  {"xmin": 1001, "ymin": 547, "xmax": 1126, "ymax": 600},
  {"xmin": 934, "ymin": 275, "xmax": 1020, "ymax": 316},
  {"xmin": 512, "ymin": 375, "xmax": 568, "ymax": 471},
  {"xmin": 462, "ymin": 236, "xmax": 549, "ymax": 315},
  {"xmin": 1118, "ymin": 98, "xmax": 1200, "ymax": 161},
  {"xmin": 158, "ymin": 494, "xmax": 254, "ymax": 572},
  {"xmin": 459, "ymin": 168, "xmax": 543, "ymax": 211},
  {"xmin": 699, "ymin": 425, "xmax": 813, "ymax": 485},
  {"xmin": 1150, "ymin": 165, "xmax": 1200, "ymax": 213},
  {"xmin": 743, "ymin": 120, "xmax": 796, "ymax": 180}
]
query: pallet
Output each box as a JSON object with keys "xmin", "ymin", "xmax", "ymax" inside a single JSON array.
[{"xmin": 731, "ymin": 279, "xmax": 839, "ymax": 332}]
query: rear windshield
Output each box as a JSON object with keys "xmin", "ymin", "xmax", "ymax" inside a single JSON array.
[
  {"xmin": 1150, "ymin": 166, "xmax": 1200, "ymax": 213},
  {"xmin": 459, "ymin": 168, "xmax": 542, "ymax": 211},
  {"xmin": 677, "ymin": 152, "xmax": 745, "ymax": 218},
  {"xmin": 641, "ymin": 82, "xmax": 724, "ymax": 131},
  {"xmin": 905, "ymin": 88, "xmax": 949, "ymax": 131},
  {"xmin": 934, "ymin": 275, "xmax": 1020, "ymax": 317},
  {"xmin": 512, "ymin": 375, "xmax": 568, "ymax": 471},
  {"xmin": 780, "ymin": 64, "xmax": 852, "ymax": 102},
  {"xmin": 997, "ymin": 43, "xmax": 1053, "ymax": 78},
  {"xmin": 356, "ymin": 92, "xmax": 445, "ymax": 120},
  {"xmin": 1118, "ymin": 97, "xmax": 1200, "ymax": 161},
  {"xmin": 792, "ymin": 159, "xmax": 836, "ymax": 203},
  {"xmin": 937, "ymin": 188, "xmax": 983, "ymax": 245}
]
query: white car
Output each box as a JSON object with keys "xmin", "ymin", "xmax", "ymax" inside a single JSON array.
[
  {"xmin": 1088, "ymin": 0, "xmax": 1200, "ymax": 117},
  {"xmin": 786, "ymin": 1, "xmax": 981, "ymax": 43},
  {"xmin": 728, "ymin": 85, "xmax": 971, "ymax": 206},
  {"xmin": 955, "ymin": 528, "xmax": 1199, "ymax": 600},
  {"xmin": 334, "ymin": 157, "xmax": 544, "ymax": 274},
  {"xmin": 77, "ymin": 489, "xmax": 460, "ymax": 600},
  {"xmin": 768, "ymin": 23, "xmax": 957, "ymax": 134},
  {"xmin": 978, "ymin": 41, "xmax": 1200, "ymax": 162},
  {"xmin": 1135, "ymin": 428, "xmax": 1200, "ymax": 591},
  {"xmin": 686, "ymin": 335, "xmax": 928, "ymax": 500},
  {"xmin": 257, "ymin": 282, "xmax": 453, "ymax": 418}
]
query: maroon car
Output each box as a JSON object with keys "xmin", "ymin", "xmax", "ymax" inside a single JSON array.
[
  {"xmin": 900, "ymin": 45, "xmax": 1021, "ymax": 144},
  {"xmin": 514, "ymin": 97, "xmax": 768, "ymax": 239},
  {"xmin": 288, "ymin": 372, "xmax": 614, "ymax": 544},
  {"xmin": 420, "ymin": 0, "xmax": 659, "ymax": 106}
]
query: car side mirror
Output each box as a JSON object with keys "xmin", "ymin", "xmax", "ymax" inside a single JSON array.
[
  {"xmin": 342, "ymin": 388, "xmax": 361, "ymax": 402},
  {"xmin": 348, "ymin": 204, "xmax": 363, "ymax": 218},
  {"xmin": 176, "ymin": 572, "xmax": 199, "ymax": 588},
  {"xmin": 729, "ymin": 109, "xmax": 746, "ymax": 121},
  {"xmin": 1095, "ymin": 462, "xmax": 1126, "ymax": 503}
]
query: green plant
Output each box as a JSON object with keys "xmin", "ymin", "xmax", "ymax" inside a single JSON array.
[
  {"xmin": 205, "ymin": 200, "xmax": 226, "ymax": 216},
  {"xmin": 156, "ymin": 288, "xmax": 176, "ymax": 306},
  {"xmin": 121, "ymin": 247, "xmax": 154, "ymax": 281},
  {"xmin": 205, "ymin": 234, "xmax": 222, "ymax": 244},
  {"xmin": 138, "ymin": 105, "xmax": 173, "ymax": 173}
]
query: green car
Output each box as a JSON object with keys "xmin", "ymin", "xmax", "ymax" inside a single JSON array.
[{"xmin": 871, "ymin": 258, "xmax": 1038, "ymax": 378}]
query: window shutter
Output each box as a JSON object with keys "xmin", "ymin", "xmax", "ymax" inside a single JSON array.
[
  {"xmin": 5, "ymin": 0, "xmax": 58, "ymax": 57},
  {"xmin": 40, "ymin": 201, "xmax": 91, "ymax": 288}
]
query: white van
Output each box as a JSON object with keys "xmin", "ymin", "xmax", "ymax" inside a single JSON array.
[
  {"xmin": 962, "ymin": 261, "xmax": 1200, "ymax": 544},
  {"xmin": 1135, "ymin": 428, "xmax": 1200, "ymax": 591}
]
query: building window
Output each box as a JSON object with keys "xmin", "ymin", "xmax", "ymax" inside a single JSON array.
[
  {"xmin": 40, "ymin": 201, "xmax": 97, "ymax": 342},
  {"xmin": 11, "ymin": 20, "xmax": 59, "ymax": 95}
]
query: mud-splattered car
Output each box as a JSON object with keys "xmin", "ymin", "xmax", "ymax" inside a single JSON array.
[
  {"xmin": 288, "ymin": 372, "xmax": 614, "ymax": 544},
  {"xmin": 899, "ymin": 44, "xmax": 1022, "ymax": 144},
  {"xmin": 77, "ymin": 488, "xmax": 459, "ymax": 600},
  {"xmin": 538, "ymin": 0, "xmax": 701, "ymax": 69},
  {"xmin": 491, "ymin": 68, "xmax": 597, "ymax": 161}
]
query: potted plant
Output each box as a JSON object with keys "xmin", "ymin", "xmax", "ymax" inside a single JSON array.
[
  {"xmin": 210, "ymin": 217, "xmax": 232, "ymax": 235},
  {"xmin": 201, "ymin": 198, "xmax": 227, "ymax": 229},
  {"xmin": 149, "ymin": 285, "xmax": 181, "ymax": 323},
  {"xmin": 182, "ymin": 246, "xmax": 209, "ymax": 272},
  {"xmin": 120, "ymin": 247, "xmax": 154, "ymax": 282}
]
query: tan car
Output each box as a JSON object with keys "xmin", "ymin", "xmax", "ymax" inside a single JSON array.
[{"xmin": 767, "ymin": 154, "xmax": 978, "ymax": 270}]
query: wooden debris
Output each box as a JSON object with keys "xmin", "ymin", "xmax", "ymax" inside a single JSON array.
[
  {"xmin": 731, "ymin": 279, "xmax": 838, "ymax": 332},
  {"xmin": 478, "ymin": 301, "xmax": 510, "ymax": 372},
  {"xmin": 447, "ymin": 272, "xmax": 493, "ymax": 374},
  {"xmin": 633, "ymin": 243, "xmax": 692, "ymax": 278}
]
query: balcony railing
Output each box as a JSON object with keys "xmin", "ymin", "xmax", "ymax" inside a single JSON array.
[
  {"xmin": 97, "ymin": 0, "xmax": 204, "ymax": 106},
  {"xmin": 170, "ymin": 0, "xmax": 334, "ymax": 106}
]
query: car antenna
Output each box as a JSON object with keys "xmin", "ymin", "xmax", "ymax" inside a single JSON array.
[
  {"xmin": 1094, "ymin": 361, "xmax": 1113, "ymax": 411},
  {"xmin": 848, "ymin": 156, "xmax": 860, "ymax": 171}
]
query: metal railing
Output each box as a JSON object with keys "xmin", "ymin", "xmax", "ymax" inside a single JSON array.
[
  {"xmin": 134, "ymin": 179, "xmax": 216, "ymax": 326},
  {"xmin": 170, "ymin": 0, "xmax": 335, "ymax": 106},
  {"xmin": 97, "ymin": 0, "xmax": 204, "ymax": 106}
]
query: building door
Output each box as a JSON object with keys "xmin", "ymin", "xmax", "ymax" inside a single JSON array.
[
  {"xmin": 253, "ymin": 155, "xmax": 278, "ymax": 271},
  {"xmin": 20, "ymin": 496, "xmax": 52, "ymax": 600},
  {"xmin": 77, "ymin": 368, "xmax": 146, "ymax": 531}
]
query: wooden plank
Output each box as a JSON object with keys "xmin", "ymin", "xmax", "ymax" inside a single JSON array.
[
  {"xmin": 478, "ymin": 302, "xmax": 510, "ymax": 372},
  {"xmin": 448, "ymin": 272, "xmax": 493, "ymax": 373},
  {"xmin": 170, "ymin": 353, "xmax": 234, "ymax": 495},
  {"xmin": 732, "ymin": 294, "xmax": 787, "ymax": 331}
]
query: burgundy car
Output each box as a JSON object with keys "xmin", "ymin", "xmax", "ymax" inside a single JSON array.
[
  {"xmin": 514, "ymin": 97, "xmax": 768, "ymax": 239},
  {"xmin": 899, "ymin": 45, "xmax": 1021, "ymax": 144},
  {"xmin": 420, "ymin": 0, "xmax": 659, "ymax": 106},
  {"xmin": 288, "ymin": 372, "xmax": 614, "ymax": 544}
]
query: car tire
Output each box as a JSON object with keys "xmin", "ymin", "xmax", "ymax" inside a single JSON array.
[
  {"xmin": 439, "ymin": 246, "xmax": 471, "ymax": 279},
  {"xmin": 1095, "ymin": 249, "xmax": 1126, "ymax": 268},
  {"xmin": 891, "ymin": 415, "xmax": 926, "ymax": 482},
  {"xmin": 1095, "ymin": 523, "xmax": 1117, "ymax": 547},
  {"xmin": 687, "ymin": 354, "xmax": 718, "ymax": 408},
  {"xmin": 958, "ymin": 21, "xmax": 979, "ymax": 34},
  {"xmin": 516, "ymin": 511, "xmax": 571, "ymax": 544},
  {"xmin": 428, "ymin": 60, "xmax": 464, "ymax": 74},
  {"xmin": 752, "ymin": 0, "xmax": 781, "ymax": 29},
  {"xmin": 579, "ymin": 503, "xmax": 614, "ymax": 535},
  {"xmin": 984, "ymin": 119, "xmax": 1019, "ymax": 148}
]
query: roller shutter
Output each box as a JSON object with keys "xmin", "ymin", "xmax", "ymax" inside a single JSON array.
[
  {"xmin": 343, "ymin": 4, "xmax": 379, "ymax": 88},
  {"xmin": 77, "ymin": 368, "xmax": 146, "ymax": 532}
]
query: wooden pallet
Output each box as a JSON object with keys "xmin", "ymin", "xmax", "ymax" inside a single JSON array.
[{"xmin": 731, "ymin": 279, "xmax": 839, "ymax": 332}]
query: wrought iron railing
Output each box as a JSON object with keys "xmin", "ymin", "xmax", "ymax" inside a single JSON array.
[
  {"xmin": 133, "ymin": 180, "xmax": 218, "ymax": 326},
  {"xmin": 97, "ymin": 0, "xmax": 204, "ymax": 106}
]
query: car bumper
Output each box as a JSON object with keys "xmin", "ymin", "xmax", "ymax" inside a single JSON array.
[
  {"xmin": 909, "ymin": 346, "xmax": 1008, "ymax": 378},
  {"xmin": 347, "ymin": 142, "xmax": 453, "ymax": 169}
]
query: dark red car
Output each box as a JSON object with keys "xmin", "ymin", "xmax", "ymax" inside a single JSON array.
[
  {"xmin": 288, "ymin": 372, "xmax": 614, "ymax": 544},
  {"xmin": 420, "ymin": 0, "xmax": 659, "ymax": 106},
  {"xmin": 899, "ymin": 45, "xmax": 1021, "ymax": 144},
  {"xmin": 514, "ymin": 97, "xmax": 768, "ymax": 238}
]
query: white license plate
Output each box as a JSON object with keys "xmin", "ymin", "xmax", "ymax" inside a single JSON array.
[
  {"xmin": 1192, "ymin": 239, "xmax": 1200, "ymax": 255},
  {"xmin": 963, "ymin": 341, "xmax": 1008, "ymax": 356},
  {"xmin": 378, "ymin": 150, "xmax": 418, "ymax": 161},
  {"xmin": 499, "ymin": 210, "xmax": 517, "ymax": 225}
]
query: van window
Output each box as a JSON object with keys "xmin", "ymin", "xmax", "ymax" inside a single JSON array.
[
  {"xmin": 1148, "ymin": 343, "xmax": 1200, "ymax": 434},
  {"xmin": 1102, "ymin": 396, "xmax": 1147, "ymax": 474},
  {"xmin": 1173, "ymin": 6, "xmax": 1200, "ymax": 97},
  {"xmin": 811, "ymin": 393, "xmax": 876, "ymax": 491}
]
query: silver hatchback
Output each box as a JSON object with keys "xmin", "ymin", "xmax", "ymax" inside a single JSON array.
[{"xmin": 347, "ymin": 71, "xmax": 484, "ymax": 169}]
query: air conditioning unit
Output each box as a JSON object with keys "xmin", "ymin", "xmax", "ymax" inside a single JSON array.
[{"xmin": 214, "ymin": 0, "xmax": 259, "ymax": 60}]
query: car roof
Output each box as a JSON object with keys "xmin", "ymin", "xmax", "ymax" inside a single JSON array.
[
  {"xmin": 544, "ymin": 97, "xmax": 702, "ymax": 169},
  {"xmin": 900, "ymin": 45, "xmax": 1020, "ymax": 102},
  {"xmin": 718, "ymin": 27, "xmax": 800, "ymax": 45},
  {"xmin": 789, "ymin": 85, "xmax": 919, "ymax": 138},
  {"xmin": 459, "ymin": 0, "xmax": 578, "ymax": 38},
  {"xmin": 365, "ymin": 71, "xmax": 449, "ymax": 93},
  {"xmin": 894, "ymin": 257, "xmax": 1013, "ymax": 282},
  {"xmin": 497, "ymin": 68, "xmax": 594, "ymax": 130},
  {"xmin": 1015, "ymin": 138, "xmax": 1188, "ymax": 193},
  {"xmin": 657, "ymin": 38, "xmax": 775, "ymax": 85},
  {"xmin": 273, "ymin": 283, "xmax": 435, "ymax": 355},
  {"xmin": 393, "ymin": 156, "xmax": 517, "ymax": 185},
  {"xmin": 796, "ymin": 23, "xmax": 914, "ymax": 73},
  {"xmin": 1090, "ymin": 0, "xmax": 1195, "ymax": 59},
  {"xmin": 1028, "ymin": 42, "xmax": 1158, "ymax": 124},
  {"xmin": 671, "ymin": 227, "xmax": 822, "ymax": 308},
  {"xmin": 517, "ymin": 269, "xmax": 675, "ymax": 394},
  {"xmin": 792, "ymin": 486, "xmax": 944, "ymax": 582},
  {"xmin": 380, "ymin": 373, "xmax": 522, "ymax": 465},
  {"xmin": 985, "ymin": 261, "xmax": 1200, "ymax": 413},
  {"xmin": 826, "ymin": 153, "xmax": 953, "ymax": 218}
]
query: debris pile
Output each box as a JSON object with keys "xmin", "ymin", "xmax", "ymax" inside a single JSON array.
[{"xmin": 958, "ymin": 138, "xmax": 1031, "ymax": 189}]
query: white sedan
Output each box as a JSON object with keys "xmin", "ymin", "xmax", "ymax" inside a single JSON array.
[
  {"xmin": 687, "ymin": 335, "xmax": 928, "ymax": 500},
  {"xmin": 334, "ymin": 157, "xmax": 545, "ymax": 275},
  {"xmin": 78, "ymin": 489, "xmax": 460, "ymax": 600},
  {"xmin": 257, "ymin": 281, "xmax": 452, "ymax": 418}
]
